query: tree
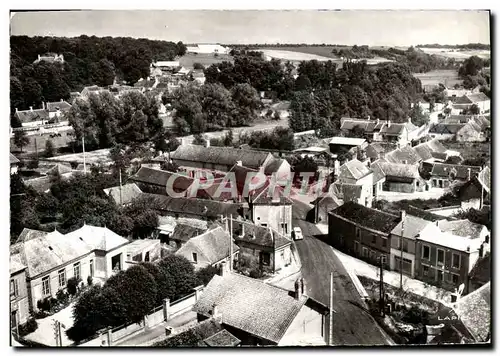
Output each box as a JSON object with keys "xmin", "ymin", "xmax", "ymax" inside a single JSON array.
[
  {"xmin": 67, "ymin": 277, "xmax": 81, "ymax": 296},
  {"xmin": 409, "ymin": 104, "xmax": 430, "ymax": 127},
  {"xmin": 223, "ymin": 129, "xmax": 234, "ymax": 147},
  {"xmin": 230, "ymin": 83, "xmax": 260, "ymax": 126},
  {"xmin": 120, "ymin": 197, "xmax": 159, "ymax": 239},
  {"xmin": 195, "ymin": 265, "xmax": 219, "ymax": 286},
  {"xmin": 45, "ymin": 139, "xmax": 55, "ymax": 157},
  {"xmin": 193, "ymin": 62, "xmax": 204, "ymax": 70},
  {"xmin": 13, "ymin": 130, "xmax": 30, "ymax": 152},
  {"xmin": 295, "ymin": 74, "xmax": 312, "ymax": 91},
  {"xmin": 158, "ymin": 255, "xmax": 198, "ymax": 301},
  {"xmin": 458, "ymin": 56, "xmax": 484, "ymax": 77},
  {"xmin": 192, "ymin": 133, "xmax": 206, "ymax": 146},
  {"xmin": 469, "ymin": 104, "xmax": 480, "ymax": 115},
  {"xmin": 89, "ymin": 59, "xmax": 116, "ymax": 87}
]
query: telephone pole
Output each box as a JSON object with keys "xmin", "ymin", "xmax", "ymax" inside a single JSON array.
[
  {"xmin": 400, "ymin": 210, "xmax": 406, "ymax": 290},
  {"xmin": 82, "ymin": 135, "xmax": 87, "ymax": 174},
  {"xmin": 119, "ymin": 168, "xmax": 123, "ymax": 206},
  {"xmin": 379, "ymin": 257, "xmax": 385, "ymax": 317},
  {"xmin": 229, "ymin": 214, "xmax": 233, "ymax": 271},
  {"xmin": 329, "ymin": 272, "xmax": 334, "ymax": 346}
]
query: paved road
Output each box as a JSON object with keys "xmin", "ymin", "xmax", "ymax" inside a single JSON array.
[{"xmin": 292, "ymin": 199, "xmax": 393, "ymax": 346}]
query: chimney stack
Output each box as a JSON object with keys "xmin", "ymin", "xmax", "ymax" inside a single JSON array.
[
  {"xmin": 367, "ymin": 115, "xmax": 371, "ymax": 120},
  {"xmin": 387, "ymin": 120, "xmax": 391, "ymax": 127},
  {"xmin": 15, "ymin": 108, "xmax": 18, "ymax": 113},
  {"xmin": 38, "ymin": 54, "xmax": 40, "ymax": 61},
  {"xmin": 205, "ymin": 139, "xmax": 210, "ymax": 148},
  {"xmin": 468, "ymin": 168, "xmax": 471, "ymax": 181},
  {"xmin": 29, "ymin": 106, "xmax": 33, "ymax": 112},
  {"xmin": 236, "ymin": 160, "xmax": 242, "ymax": 166},
  {"xmin": 60, "ymin": 98, "xmax": 63, "ymax": 102},
  {"xmin": 376, "ymin": 119, "xmax": 380, "ymax": 125}
]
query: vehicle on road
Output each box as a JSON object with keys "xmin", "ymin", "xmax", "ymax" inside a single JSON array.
[{"xmin": 292, "ymin": 226, "xmax": 303, "ymax": 241}]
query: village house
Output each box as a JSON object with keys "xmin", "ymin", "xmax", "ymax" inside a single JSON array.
[
  {"xmin": 170, "ymin": 144, "xmax": 276, "ymax": 175},
  {"xmin": 309, "ymin": 192, "xmax": 342, "ymax": 223},
  {"xmin": 340, "ymin": 117, "xmax": 388, "ymax": 141},
  {"xmin": 422, "ymin": 162, "xmax": 482, "ymax": 189},
  {"xmin": 370, "ymin": 160, "xmax": 427, "ymax": 194},
  {"xmin": 11, "ymin": 225, "xmax": 129, "ymax": 313},
  {"xmin": 33, "ymin": 53, "xmax": 64, "ymax": 64},
  {"xmin": 382, "ymin": 144, "xmax": 422, "ymax": 165},
  {"xmin": 230, "ymin": 219, "xmax": 293, "ymax": 273},
  {"xmin": 412, "ymin": 139, "xmax": 457, "ymax": 163},
  {"xmin": 334, "ymin": 159, "xmax": 374, "ymax": 207},
  {"xmin": 455, "ymin": 116, "xmax": 490, "ymax": 142},
  {"xmin": 414, "ymin": 222, "xmax": 489, "ymax": 292},
  {"xmin": 378, "ymin": 119, "xmax": 423, "ymax": 147},
  {"xmin": 10, "ymin": 153, "xmax": 20, "ymax": 175},
  {"xmin": 328, "ymin": 137, "xmax": 367, "ymax": 156},
  {"xmin": 10, "ymin": 253, "xmax": 30, "ymax": 329},
  {"xmin": 459, "ymin": 166, "xmax": 490, "ymax": 210},
  {"xmin": 451, "ymin": 93, "xmax": 490, "ymax": 115},
  {"xmin": 192, "ymin": 272, "xmax": 330, "ymax": 346},
  {"xmin": 126, "ymin": 239, "xmax": 162, "ymax": 264},
  {"xmin": 365, "ymin": 142, "xmax": 398, "ymax": 162},
  {"xmin": 150, "ymin": 61, "xmax": 180, "ymax": 74},
  {"xmin": 328, "ymin": 202, "xmax": 401, "ymax": 266},
  {"xmin": 80, "ymin": 85, "xmax": 110, "ymax": 98},
  {"xmin": 389, "ymin": 212, "xmax": 435, "ymax": 278},
  {"xmin": 159, "ymin": 221, "xmax": 208, "ymax": 248},
  {"xmin": 128, "ymin": 166, "xmax": 197, "ymax": 196},
  {"xmin": 175, "ymin": 226, "xmax": 239, "ymax": 271},
  {"xmin": 428, "ymin": 122, "xmax": 465, "ymax": 140},
  {"xmin": 103, "ymin": 183, "xmax": 143, "ymax": 206}
]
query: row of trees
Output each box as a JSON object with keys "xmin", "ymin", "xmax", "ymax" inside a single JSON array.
[
  {"xmin": 288, "ymin": 61, "xmax": 422, "ymax": 133},
  {"xmin": 457, "ymin": 55, "xmax": 491, "ymax": 92},
  {"xmin": 67, "ymin": 257, "xmax": 218, "ymax": 343},
  {"xmin": 171, "ymin": 82, "xmax": 261, "ymax": 134},
  {"xmin": 10, "ymin": 36, "xmax": 187, "ymax": 112}
]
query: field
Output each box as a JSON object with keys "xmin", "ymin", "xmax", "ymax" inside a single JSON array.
[
  {"xmin": 413, "ymin": 69, "xmax": 463, "ymax": 88},
  {"xmin": 178, "ymin": 53, "xmax": 233, "ymax": 69},
  {"xmin": 45, "ymin": 148, "xmax": 112, "ymax": 165},
  {"xmin": 10, "ymin": 129, "xmax": 74, "ymax": 155},
  {"xmin": 418, "ymin": 48, "xmax": 490, "ymax": 61}
]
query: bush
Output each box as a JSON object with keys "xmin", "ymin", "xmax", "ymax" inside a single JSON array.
[
  {"xmin": 67, "ymin": 277, "xmax": 81, "ymax": 296},
  {"xmin": 249, "ymin": 267, "xmax": 264, "ymax": 279},
  {"xmin": 193, "ymin": 62, "xmax": 204, "ymax": 70},
  {"xmin": 56, "ymin": 289, "xmax": 69, "ymax": 304},
  {"xmin": 27, "ymin": 159, "xmax": 39, "ymax": 170},
  {"xmin": 18, "ymin": 318, "xmax": 38, "ymax": 337},
  {"xmin": 195, "ymin": 265, "xmax": 219, "ymax": 286},
  {"xmin": 36, "ymin": 297, "xmax": 57, "ymax": 312}
]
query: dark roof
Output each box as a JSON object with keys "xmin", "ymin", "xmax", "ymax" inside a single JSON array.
[
  {"xmin": 251, "ymin": 183, "xmax": 293, "ymax": 205},
  {"xmin": 430, "ymin": 163, "xmax": 481, "ymax": 180},
  {"xmin": 202, "ymin": 329, "xmax": 241, "ymax": 347},
  {"xmin": 129, "ymin": 167, "xmax": 194, "ymax": 192},
  {"xmin": 406, "ymin": 206, "xmax": 456, "ymax": 222},
  {"xmin": 170, "ymin": 145, "xmax": 273, "ymax": 169},
  {"xmin": 46, "ymin": 101, "xmax": 72, "ymax": 112},
  {"xmin": 330, "ymin": 202, "xmax": 400, "ymax": 234},
  {"xmin": 455, "ymin": 93, "xmax": 489, "ymax": 104},
  {"xmin": 379, "ymin": 121, "xmax": 419, "ymax": 136},
  {"xmin": 228, "ymin": 164, "xmax": 260, "ymax": 196},
  {"xmin": 103, "ymin": 183, "xmax": 143, "ymax": 205},
  {"xmin": 469, "ymin": 253, "xmax": 490, "ymax": 284},
  {"xmin": 153, "ymin": 319, "xmax": 224, "ymax": 347},
  {"xmin": 15, "ymin": 109, "xmax": 50, "ymax": 123},
  {"xmin": 192, "ymin": 272, "xmax": 309, "ymax": 344},
  {"xmin": 453, "ymin": 282, "xmax": 490, "ymax": 342},
  {"xmin": 429, "ymin": 123, "xmax": 465, "ymax": 135},
  {"xmin": 170, "ymin": 224, "xmax": 207, "ymax": 242},
  {"xmin": 10, "ymin": 153, "xmax": 20, "ymax": 165},
  {"xmin": 372, "ymin": 161, "xmax": 420, "ymax": 180},
  {"xmin": 140, "ymin": 192, "xmax": 242, "ymax": 218},
  {"xmin": 365, "ymin": 142, "xmax": 398, "ymax": 160},
  {"xmin": 231, "ymin": 219, "xmax": 291, "ymax": 249},
  {"xmin": 340, "ymin": 118, "xmax": 387, "ymax": 133}
]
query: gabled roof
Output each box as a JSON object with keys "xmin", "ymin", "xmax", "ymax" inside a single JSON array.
[
  {"xmin": 443, "ymin": 115, "xmax": 472, "ymax": 124},
  {"xmin": 383, "ymin": 145, "xmax": 421, "ymax": 165},
  {"xmin": 153, "ymin": 319, "xmax": 226, "ymax": 347},
  {"xmin": 176, "ymin": 226, "xmax": 239, "ymax": 265},
  {"xmin": 477, "ymin": 166, "xmax": 491, "ymax": 193},
  {"xmin": 371, "ymin": 160, "xmax": 420, "ymax": 180},
  {"xmin": 65, "ymin": 224, "xmax": 129, "ymax": 252},
  {"xmin": 455, "ymin": 93, "xmax": 490, "ymax": 104},
  {"xmin": 429, "ymin": 163, "xmax": 481, "ymax": 180},
  {"xmin": 264, "ymin": 157, "xmax": 289, "ymax": 175},
  {"xmin": 10, "ymin": 153, "xmax": 20, "ymax": 165},
  {"xmin": 227, "ymin": 164, "xmax": 261, "ymax": 196},
  {"xmin": 10, "ymin": 253, "xmax": 27, "ymax": 275},
  {"xmin": 103, "ymin": 183, "xmax": 143, "ymax": 205},
  {"xmin": 406, "ymin": 205, "xmax": 456, "ymax": 222},
  {"xmin": 338, "ymin": 159, "xmax": 372, "ymax": 181},
  {"xmin": 46, "ymin": 101, "xmax": 72, "ymax": 112},
  {"xmin": 469, "ymin": 253, "xmax": 490, "ymax": 285},
  {"xmin": 231, "ymin": 220, "xmax": 291, "ymax": 249},
  {"xmin": 170, "ymin": 145, "xmax": 273, "ymax": 170},
  {"xmin": 251, "ymin": 183, "xmax": 293, "ymax": 205},
  {"xmin": 365, "ymin": 142, "xmax": 398, "ymax": 160},
  {"xmin": 13, "ymin": 228, "xmax": 93, "ymax": 277},
  {"xmin": 437, "ymin": 219, "xmax": 486, "ymax": 240},
  {"xmin": 15, "ymin": 108, "xmax": 50, "ymax": 123},
  {"xmin": 340, "ymin": 118, "xmax": 387, "ymax": 133},
  {"xmin": 452, "ymin": 282, "xmax": 490, "ymax": 342},
  {"xmin": 129, "ymin": 167, "xmax": 194, "ymax": 192},
  {"xmin": 429, "ymin": 123, "xmax": 465, "ymax": 135},
  {"xmin": 192, "ymin": 272, "xmax": 309, "ymax": 344},
  {"xmin": 170, "ymin": 224, "xmax": 207, "ymax": 243},
  {"xmin": 391, "ymin": 214, "xmax": 433, "ymax": 239},
  {"xmin": 379, "ymin": 121, "xmax": 419, "ymax": 136},
  {"xmin": 330, "ymin": 202, "xmax": 400, "ymax": 234},
  {"xmin": 203, "ymin": 329, "xmax": 241, "ymax": 347}
]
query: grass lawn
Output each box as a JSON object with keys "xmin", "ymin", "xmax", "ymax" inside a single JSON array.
[
  {"xmin": 11, "ymin": 130, "xmax": 74, "ymax": 155},
  {"xmin": 178, "ymin": 53, "xmax": 233, "ymax": 69}
]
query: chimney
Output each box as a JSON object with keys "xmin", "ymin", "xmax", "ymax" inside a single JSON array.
[
  {"xmin": 367, "ymin": 115, "xmax": 371, "ymax": 120},
  {"xmin": 15, "ymin": 108, "xmax": 18, "ymax": 113},
  {"xmin": 60, "ymin": 98, "xmax": 63, "ymax": 102},
  {"xmin": 38, "ymin": 54, "xmax": 40, "ymax": 61},
  {"xmin": 205, "ymin": 140, "xmax": 210, "ymax": 148},
  {"xmin": 236, "ymin": 160, "xmax": 242, "ymax": 166},
  {"xmin": 180, "ymin": 137, "xmax": 185, "ymax": 146},
  {"xmin": 387, "ymin": 120, "xmax": 391, "ymax": 127},
  {"xmin": 29, "ymin": 106, "xmax": 33, "ymax": 112},
  {"xmin": 294, "ymin": 278, "xmax": 302, "ymax": 300},
  {"xmin": 241, "ymin": 223, "xmax": 245, "ymax": 237},
  {"xmin": 408, "ymin": 117, "xmax": 412, "ymax": 124},
  {"xmin": 211, "ymin": 304, "xmax": 222, "ymax": 322},
  {"xmin": 479, "ymin": 243, "xmax": 484, "ymax": 258},
  {"xmin": 219, "ymin": 261, "xmax": 228, "ymax": 277},
  {"xmin": 468, "ymin": 168, "xmax": 471, "ymax": 181}
]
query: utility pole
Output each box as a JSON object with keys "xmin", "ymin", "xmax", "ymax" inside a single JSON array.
[
  {"xmin": 119, "ymin": 168, "xmax": 123, "ymax": 206},
  {"xmin": 82, "ymin": 135, "xmax": 87, "ymax": 175},
  {"xmin": 329, "ymin": 272, "xmax": 334, "ymax": 346},
  {"xmin": 400, "ymin": 210, "xmax": 406, "ymax": 290},
  {"xmin": 379, "ymin": 257, "xmax": 385, "ymax": 317},
  {"xmin": 229, "ymin": 214, "xmax": 233, "ymax": 271},
  {"xmin": 34, "ymin": 137, "xmax": 38, "ymax": 160}
]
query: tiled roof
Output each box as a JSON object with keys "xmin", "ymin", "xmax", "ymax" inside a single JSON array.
[
  {"xmin": 10, "ymin": 153, "xmax": 20, "ymax": 165},
  {"xmin": 65, "ymin": 224, "xmax": 129, "ymax": 252},
  {"xmin": 429, "ymin": 123, "xmax": 465, "ymax": 134},
  {"xmin": 46, "ymin": 101, "xmax": 72, "ymax": 112},
  {"xmin": 469, "ymin": 253, "xmax": 490, "ymax": 284},
  {"xmin": 430, "ymin": 163, "xmax": 481, "ymax": 180},
  {"xmin": 15, "ymin": 109, "xmax": 50, "ymax": 123},
  {"xmin": 383, "ymin": 145, "xmax": 421, "ymax": 165},
  {"xmin": 365, "ymin": 142, "xmax": 398, "ymax": 160},
  {"xmin": 417, "ymin": 224, "xmax": 483, "ymax": 252},
  {"xmin": 460, "ymin": 93, "xmax": 490, "ymax": 104},
  {"xmin": 329, "ymin": 137, "xmax": 366, "ymax": 146},
  {"xmin": 379, "ymin": 121, "xmax": 418, "ymax": 136},
  {"xmin": 372, "ymin": 161, "xmax": 420, "ymax": 179},
  {"xmin": 203, "ymin": 329, "xmax": 241, "ymax": 347},
  {"xmin": 170, "ymin": 224, "xmax": 207, "ymax": 242},
  {"xmin": 339, "ymin": 159, "xmax": 371, "ymax": 181},
  {"xmin": 129, "ymin": 167, "xmax": 194, "ymax": 192},
  {"xmin": 231, "ymin": 219, "xmax": 291, "ymax": 249},
  {"xmin": 443, "ymin": 115, "xmax": 472, "ymax": 124},
  {"xmin": 391, "ymin": 214, "xmax": 433, "ymax": 239},
  {"xmin": 228, "ymin": 164, "xmax": 261, "ymax": 196},
  {"xmin": 437, "ymin": 219, "xmax": 486, "ymax": 240},
  {"xmin": 192, "ymin": 272, "xmax": 308, "ymax": 344},
  {"xmin": 452, "ymin": 282, "xmax": 490, "ymax": 342},
  {"xmin": 413, "ymin": 144, "xmax": 434, "ymax": 161},
  {"xmin": 10, "ymin": 253, "xmax": 26, "ymax": 275},
  {"xmin": 406, "ymin": 206, "xmax": 456, "ymax": 222},
  {"xmin": 330, "ymin": 202, "xmax": 400, "ymax": 234},
  {"xmin": 153, "ymin": 319, "xmax": 224, "ymax": 347},
  {"xmin": 103, "ymin": 183, "xmax": 143, "ymax": 205},
  {"xmin": 140, "ymin": 192, "xmax": 242, "ymax": 218},
  {"xmin": 340, "ymin": 118, "xmax": 387, "ymax": 133},
  {"xmin": 170, "ymin": 145, "xmax": 273, "ymax": 170},
  {"xmin": 341, "ymin": 183, "xmax": 363, "ymax": 202},
  {"xmin": 176, "ymin": 226, "xmax": 239, "ymax": 265},
  {"xmin": 13, "ymin": 228, "xmax": 93, "ymax": 277}
]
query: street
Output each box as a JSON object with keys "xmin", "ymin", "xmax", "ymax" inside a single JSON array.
[{"xmin": 292, "ymin": 199, "xmax": 393, "ymax": 345}]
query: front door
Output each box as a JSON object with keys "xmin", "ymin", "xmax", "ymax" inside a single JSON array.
[{"xmin": 11, "ymin": 310, "xmax": 17, "ymax": 331}]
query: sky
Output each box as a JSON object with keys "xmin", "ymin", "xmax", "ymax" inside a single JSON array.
[{"xmin": 10, "ymin": 10, "xmax": 490, "ymax": 46}]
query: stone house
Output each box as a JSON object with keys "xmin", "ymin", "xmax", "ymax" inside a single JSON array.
[
  {"xmin": 10, "ymin": 254, "xmax": 30, "ymax": 329},
  {"xmin": 459, "ymin": 166, "xmax": 490, "ymax": 210}
]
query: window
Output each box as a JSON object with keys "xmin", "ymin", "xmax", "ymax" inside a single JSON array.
[
  {"xmin": 423, "ymin": 265, "xmax": 429, "ymax": 276},
  {"xmin": 354, "ymin": 241, "xmax": 359, "ymax": 253},
  {"xmin": 371, "ymin": 235, "xmax": 376, "ymax": 244},
  {"xmin": 422, "ymin": 245, "xmax": 430, "ymax": 260},
  {"xmin": 356, "ymin": 228, "xmax": 361, "ymax": 239},
  {"xmin": 381, "ymin": 255, "xmax": 387, "ymax": 266},
  {"xmin": 145, "ymin": 251, "xmax": 150, "ymax": 262},
  {"xmin": 437, "ymin": 249, "xmax": 445, "ymax": 265},
  {"xmin": 73, "ymin": 262, "xmax": 81, "ymax": 280},
  {"xmin": 280, "ymin": 223, "xmax": 288, "ymax": 234},
  {"xmin": 10, "ymin": 279, "xmax": 18, "ymax": 298},
  {"xmin": 370, "ymin": 250, "xmax": 376, "ymax": 260},
  {"xmin": 437, "ymin": 270, "xmax": 444, "ymax": 282},
  {"xmin": 261, "ymin": 223, "xmax": 267, "ymax": 228},
  {"xmin": 452, "ymin": 253, "xmax": 461, "ymax": 269},
  {"xmin": 362, "ymin": 247, "xmax": 368, "ymax": 258},
  {"xmin": 58, "ymin": 269, "xmax": 66, "ymax": 288},
  {"xmin": 382, "ymin": 238, "xmax": 387, "ymax": 247},
  {"xmin": 192, "ymin": 253, "xmax": 198, "ymax": 264},
  {"xmin": 452, "ymin": 274, "xmax": 459, "ymax": 284},
  {"xmin": 89, "ymin": 259, "xmax": 94, "ymax": 277},
  {"xmin": 261, "ymin": 252, "xmax": 271, "ymax": 266},
  {"xmin": 42, "ymin": 276, "xmax": 51, "ymax": 296}
]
